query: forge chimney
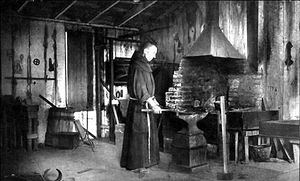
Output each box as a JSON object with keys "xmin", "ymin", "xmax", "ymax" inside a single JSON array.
[{"xmin": 184, "ymin": 1, "xmax": 245, "ymax": 59}]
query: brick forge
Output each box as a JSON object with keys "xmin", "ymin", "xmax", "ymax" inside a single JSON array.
[{"xmin": 165, "ymin": 56, "xmax": 264, "ymax": 171}]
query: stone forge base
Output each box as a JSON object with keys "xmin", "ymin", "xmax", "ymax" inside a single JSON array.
[
  {"xmin": 171, "ymin": 132, "xmax": 208, "ymax": 172},
  {"xmin": 169, "ymin": 160, "xmax": 209, "ymax": 173}
]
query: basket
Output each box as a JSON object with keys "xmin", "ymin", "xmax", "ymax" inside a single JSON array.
[{"xmin": 249, "ymin": 144, "xmax": 271, "ymax": 162}]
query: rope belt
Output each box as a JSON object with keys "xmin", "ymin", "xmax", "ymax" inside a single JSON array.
[
  {"xmin": 130, "ymin": 96, "xmax": 151, "ymax": 163},
  {"xmin": 145, "ymin": 102, "xmax": 151, "ymax": 164}
]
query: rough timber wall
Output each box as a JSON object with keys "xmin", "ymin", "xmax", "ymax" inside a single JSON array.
[
  {"xmin": 148, "ymin": 1, "xmax": 207, "ymax": 63},
  {"xmin": 1, "ymin": 16, "xmax": 66, "ymax": 143},
  {"xmin": 219, "ymin": 1, "xmax": 247, "ymax": 61},
  {"xmin": 258, "ymin": 1, "xmax": 300, "ymax": 120},
  {"xmin": 148, "ymin": 1, "xmax": 299, "ymax": 119}
]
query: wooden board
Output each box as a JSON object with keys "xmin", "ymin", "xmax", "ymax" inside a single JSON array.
[
  {"xmin": 259, "ymin": 120, "xmax": 300, "ymax": 139},
  {"xmin": 227, "ymin": 110, "xmax": 279, "ymax": 130}
]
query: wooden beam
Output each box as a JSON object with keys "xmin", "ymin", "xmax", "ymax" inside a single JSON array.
[
  {"xmin": 17, "ymin": 0, "xmax": 30, "ymax": 13},
  {"xmin": 88, "ymin": 0, "xmax": 120, "ymax": 23},
  {"xmin": 117, "ymin": 1, "xmax": 157, "ymax": 27},
  {"xmin": 118, "ymin": 25, "xmax": 170, "ymax": 38},
  {"xmin": 156, "ymin": 2, "xmax": 182, "ymax": 20},
  {"xmin": 6, "ymin": 14, "xmax": 139, "ymax": 31},
  {"xmin": 54, "ymin": 0, "xmax": 77, "ymax": 19}
]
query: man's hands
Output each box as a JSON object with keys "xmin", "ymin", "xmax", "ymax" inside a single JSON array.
[
  {"xmin": 152, "ymin": 105, "xmax": 162, "ymax": 114},
  {"xmin": 146, "ymin": 97, "xmax": 162, "ymax": 114}
]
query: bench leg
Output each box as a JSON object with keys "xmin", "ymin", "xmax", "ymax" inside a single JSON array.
[
  {"xmin": 258, "ymin": 136, "xmax": 261, "ymax": 145},
  {"xmin": 235, "ymin": 132, "xmax": 239, "ymax": 163},
  {"xmin": 266, "ymin": 137, "xmax": 270, "ymax": 145},
  {"xmin": 244, "ymin": 136, "xmax": 249, "ymax": 163}
]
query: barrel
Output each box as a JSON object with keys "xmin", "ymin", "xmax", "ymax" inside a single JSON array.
[
  {"xmin": 45, "ymin": 108, "xmax": 75, "ymax": 146},
  {"xmin": 47, "ymin": 107, "xmax": 74, "ymax": 133}
]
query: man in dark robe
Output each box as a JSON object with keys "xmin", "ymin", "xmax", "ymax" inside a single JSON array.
[{"xmin": 120, "ymin": 42, "xmax": 162, "ymax": 172}]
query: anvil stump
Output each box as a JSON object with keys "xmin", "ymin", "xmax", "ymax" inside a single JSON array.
[{"xmin": 171, "ymin": 113, "xmax": 208, "ymax": 172}]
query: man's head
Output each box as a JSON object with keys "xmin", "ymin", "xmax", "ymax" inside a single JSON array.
[{"xmin": 142, "ymin": 42, "xmax": 157, "ymax": 62}]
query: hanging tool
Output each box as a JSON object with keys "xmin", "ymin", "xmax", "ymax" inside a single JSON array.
[
  {"xmin": 27, "ymin": 22, "xmax": 32, "ymax": 103},
  {"xmin": 43, "ymin": 24, "xmax": 48, "ymax": 82},
  {"xmin": 39, "ymin": 94, "xmax": 57, "ymax": 108},
  {"xmin": 217, "ymin": 96, "xmax": 233, "ymax": 180},
  {"xmin": 52, "ymin": 27, "xmax": 58, "ymax": 104}
]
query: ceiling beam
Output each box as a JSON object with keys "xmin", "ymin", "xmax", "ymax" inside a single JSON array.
[
  {"xmin": 54, "ymin": 0, "xmax": 77, "ymax": 19},
  {"xmin": 7, "ymin": 14, "xmax": 139, "ymax": 31},
  {"xmin": 156, "ymin": 2, "xmax": 182, "ymax": 20},
  {"xmin": 116, "ymin": 1, "xmax": 157, "ymax": 27},
  {"xmin": 118, "ymin": 25, "xmax": 171, "ymax": 39},
  {"xmin": 88, "ymin": 0, "xmax": 120, "ymax": 23},
  {"xmin": 17, "ymin": 0, "xmax": 30, "ymax": 13}
]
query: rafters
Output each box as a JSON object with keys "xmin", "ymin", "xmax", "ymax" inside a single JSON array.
[
  {"xmin": 17, "ymin": 0, "xmax": 30, "ymax": 13},
  {"xmin": 88, "ymin": 0, "xmax": 120, "ymax": 24},
  {"xmin": 116, "ymin": 1, "xmax": 157, "ymax": 27},
  {"xmin": 54, "ymin": 0, "xmax": 77, "ymax": 19}
]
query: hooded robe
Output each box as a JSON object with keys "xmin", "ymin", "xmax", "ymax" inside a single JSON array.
[{"xmin": 120, "ymin": 51, "xmax": 160, "ymax": 170}]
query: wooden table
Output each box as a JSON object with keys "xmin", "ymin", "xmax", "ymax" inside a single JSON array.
[
  {"xmin": 259, "ymin": 120, "xmax": 300, "ymax": 163},
  {"xmin": 226, "ymin": 110, "xmax": 279, "ymax": 163}
]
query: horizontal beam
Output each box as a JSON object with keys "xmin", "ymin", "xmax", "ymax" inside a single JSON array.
[
  {"xmin": 118, "ymin": 25, "xmax": 170, "ymax": 38},
  {"xmin": 104, "ymin": 36, "xmax": 141, "ymax": 43},
  {"xmin": 5, "ymin": 77, "xmax": 56, "ymax": 80},
  {"xmin": 5, "ymin": 14, "xmax": 139, "ymax": 31}
]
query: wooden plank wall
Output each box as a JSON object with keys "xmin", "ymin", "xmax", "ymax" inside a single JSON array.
[
  {"xmin": 1, "ymin": 16, "xmax": 66, "ymax": 143},
  {"xmin": 67, "ymin": 31, "xmax": 93, "ymax": 111}
]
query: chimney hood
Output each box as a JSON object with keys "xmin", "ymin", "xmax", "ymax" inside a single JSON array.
[{"xmin": 184, "ymin": 2, "xmax": 245, "ymax": 59}]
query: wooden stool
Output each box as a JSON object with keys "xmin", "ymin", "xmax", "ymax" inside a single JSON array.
[{"xmin": 27, "ymin": 105, "xmax": 39, "ymax": 151}]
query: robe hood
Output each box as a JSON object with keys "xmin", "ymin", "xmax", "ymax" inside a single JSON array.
[{"xmin": 131, "ymin": 51, "xmax": 152, "ymax": 73}]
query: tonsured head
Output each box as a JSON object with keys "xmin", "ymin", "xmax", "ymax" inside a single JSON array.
[{"xmin": 143, "ymin": 43, "xmax": 157, "ymax": 62}]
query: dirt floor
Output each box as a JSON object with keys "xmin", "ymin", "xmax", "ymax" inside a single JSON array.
[{"xmin": 1, "ymin": 140, "xmax": 299, "ymax": 181}]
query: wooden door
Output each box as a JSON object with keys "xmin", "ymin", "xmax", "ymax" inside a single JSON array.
[{"xmin": 67, "ymin": 31, "xmax": 93, "ymax": 110}]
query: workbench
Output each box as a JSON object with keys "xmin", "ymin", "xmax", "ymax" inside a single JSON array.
[
  {"xmin": 259, "ymin": 120, "xmax": 300, "ymax": 163},
  {"xmin": 226, "ymin": 110, "xmax": 279, "ymax": 162}
]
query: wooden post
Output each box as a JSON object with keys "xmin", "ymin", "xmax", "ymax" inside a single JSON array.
[
  {"xmin": 27, "ymin": 105, "xmax": 39, "ymax": 151},
  {"xmin": 220, "ymin": 96, "xmax": 228, "ymax": 173},
  {"xmin": 27, "ymin": 115, "xmax": 32, "ymax": 152},
  {"xmin": 109, "ymin": 39, "xmax": 115, "ymax": 141}
]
